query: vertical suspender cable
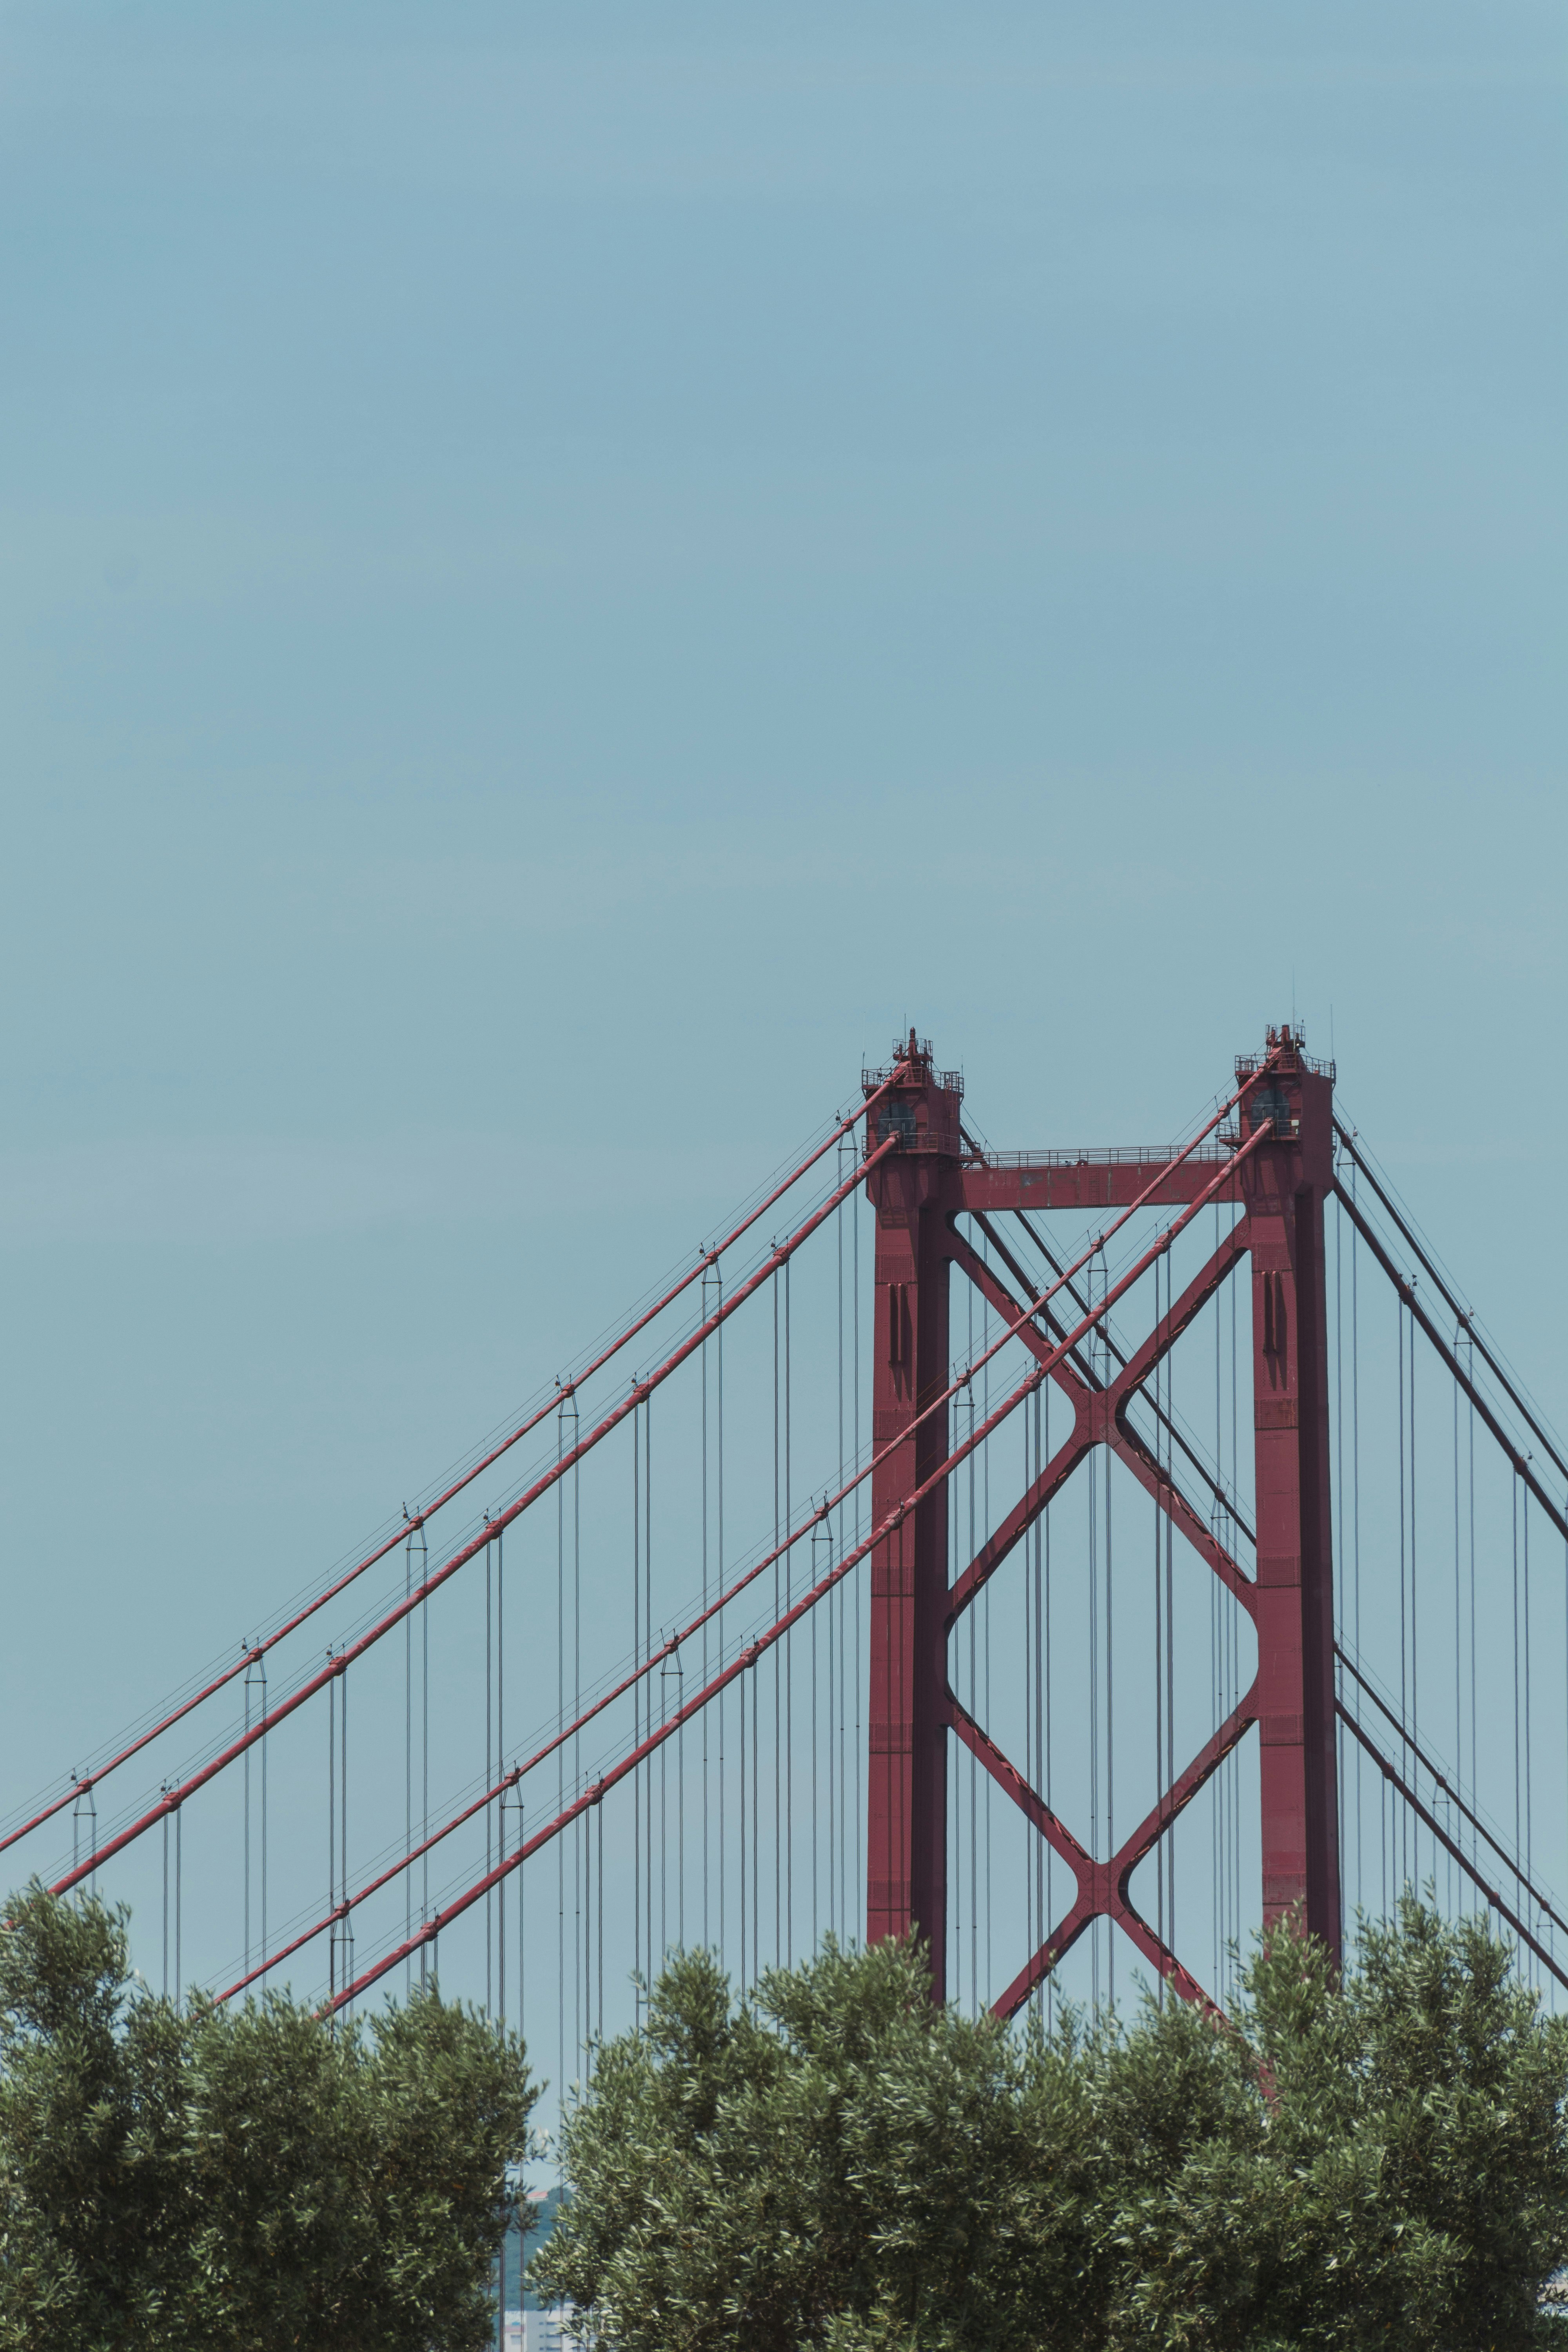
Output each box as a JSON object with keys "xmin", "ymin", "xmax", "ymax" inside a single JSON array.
[
  {"xmin": 812, "ymin": 1517, "xmax": 828, "ymax": 1952},
  {"xmin": 855, "ymin": 1171, "xmax": 863, "ymax": 1939},
  {"xmin": 328, "ymin": 1671, "xmax": 337, "ymax": 2009},
  {"xmin": 1105, "ymin": 1251, "xmax": 1115, "ymax": 2011},
  {"xmin": 243, "ymin": 1651, "xmax": 255, "ymax": 1982},
  {"xmin": 1352, "ymin": 1160, "xmax": 1362, "ymax": 1918},
  {"xmin": 702, "ymin": 1260, "xmax": 716, "ymax": 1952},
  {"xmin": 837, "ymin": 1143, "xmax": 848, "ymax": 1942},
  {"xmin": 1468, "ymin": 1354, "xmax": 1476, "ymax": 1876},
  {"xmin": 1154, "ymin": 1249, "xmax": 1165, "ymax": 1993},
  {"xmin": 773, "ymin": 1272, "xmax": 782, "ymax": 1967},
  {"xmin": 1410, "ymin": 1305, "xmax": 1418, "ymax": 1890},
  {"xmin": 497, "ymin": 1528, "xmax": 505, "ymax": 2022},
  {"xmin": 1453, "ymin": 1329, "xmax": 1462, "ymax": 1919},
  {"xmin": 714, "ymin": 1264, "xmax": 726, "ymax": 1969},
  {"xmin": 174, "ymin": 1798, "xmax": 182, "ymax": 2013},
  {"xmin": 416, "ymin": 1518, "xmax": 428, "ymax": 1991},
  {"xmin": 967, "ymin": 1282, "xmax": 978, "ymax": 2010},
  {"xmin": 405, "ymin": 1524, "xmax": 416, "ymax": 1989},
  {"xmin": 1023, "ymin": 1381, "xmax": 1034, "ymax": 1978},
  {"xmin": 1524, "ymin": 1486, "xmax": 1534, "ymax": 1971},
  {"xmin": 566, "ymin": 1395, "xmax": 581, "ymax": 2078},
  {"xmin": 639, "ymin": 1398, "xmax": 650, "ymax": 2006},
  {"xmin": 718, "ymin": 1272, "xmax": 726, "ymax": 1967},
  {"xmin": 785, "ymin": 1258, "xmax": 793, "ymax": 1964},
  {"xmin": 575, "ymin": 1412, "xmax": 584, "ymax": 2056},
  {"xmin": 1164, "ymin": 1253, "xmax": 1176, "ymax": 1963},
  {"xmin": 1397, "ymin": 1296, "xmax": 1408, "ymax": 1891},
  {"xmin": 1334, "ymin": 1192, "xmax": 1346, "ymax": 1942},
  {"xmin": 1044, "ymin": 1370, "xmax": 1053, "ymax": 2027},
  {"xmin": 1514, "ymin": 1470, "xmax": 1522, "ymax": 1938},
  {"xmin": 642, "ymin": 1398, "xmax": 651, "ymax": 1998},
  {"xmin": 339, "ymin": 1668, "xmax": 352, "ymax": 2013},
  {"xmin": 485, "ymin": 1532, "xmax": 493, "ymax": 2014},
  {"xmin": 983, "ymin": 1241, "xmax": 993, "ymax": 2000},
  {"xmin": 1088, "ymin": 1255, "xmax": 1100, "ymax": 2012},
  {"xmin": 1214, "ymin": 1214, "xmax": 1225, "ymax": 1993}
]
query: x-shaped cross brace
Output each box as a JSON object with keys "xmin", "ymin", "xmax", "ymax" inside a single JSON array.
[{"xmin": 944, "ymin": 1223, "xmax": 1260, "ymax": 2017}]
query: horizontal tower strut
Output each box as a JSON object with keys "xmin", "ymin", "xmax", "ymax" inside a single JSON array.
[{"xmin": 959, "ymin": 1147, "xmax": 1243, "ymax": 1215}]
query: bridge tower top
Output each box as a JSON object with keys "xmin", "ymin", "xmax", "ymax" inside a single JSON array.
[
  {"xmin": 861, "ymin": 1031, "xmax": 963, "ymax": 1156},
  {"xmin": 1238, "ymin": 1021, "xmax": 1336, "ymax": 1187}
]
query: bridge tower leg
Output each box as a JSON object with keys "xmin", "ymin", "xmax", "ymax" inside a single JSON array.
[
  {"xmin": 863, "ymin": 1035, "xmax": 963, "ymax": 2000},
  {"xmin": 1241, "ymin": 1030, "xmax": 1343, "ymax": 1964}
]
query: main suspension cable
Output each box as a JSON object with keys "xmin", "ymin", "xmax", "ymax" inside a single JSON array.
[
  {"xmin": 51, "ymin": 1138, "xmax": 899, "ymax": 1901},
  {"xmin": 10, "ymin": 1075, "xmax": 909, "ymax": 1861}
]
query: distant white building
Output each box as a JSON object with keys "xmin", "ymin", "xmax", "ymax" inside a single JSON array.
[{"xmin": 520, "ymin": 2308, "xmax": 575, "ymax": 2352}]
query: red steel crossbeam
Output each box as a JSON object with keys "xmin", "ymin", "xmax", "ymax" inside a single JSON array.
[
  {"xmin": 946, "ymin": 1224, "xmax": 1253, "ymax": 1624},
  {"xmin": 965, "ymin": 1200, "xmax": 1254, "ymax": 1549},
  {"xmin": 9, "ymin": 1075, "xmax": 908, "ymax": 1865},
  {"xmin": 943, "ymin": 1231, "xmax": 1257, "ymax": 2014},
  {"xmin": 950, "ymin": 1686, "xmax": 1256, "ymax": 2016}
]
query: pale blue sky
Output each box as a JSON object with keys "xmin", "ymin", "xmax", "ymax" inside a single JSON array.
[{"xmin": 1, "ymin": 2, "xmax": 1565, "ymax": 2018}]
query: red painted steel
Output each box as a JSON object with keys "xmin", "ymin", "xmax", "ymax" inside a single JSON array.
[
  {"xmin": 953, "ymin": 1687, "xmax": 1251, "ymax": 2016},
  {"xmin": 858, "ymin": 1039, "xmax": 1278, "ymax": 1994},
  {"xmin": 860, "ymin": 1024, "xmax": 1348, "ymax": 2011},
  {"xmin": 960, "ymin": 1151, "xmax": 1241, "ymax": 1215},
  {"xmin": 1243, "ymin": 1034, "xmax": 1341, "ymax": 1962},
  {"xmin": 865, "ymin": 1035, "xmax": 960, "ymax": 1996}
]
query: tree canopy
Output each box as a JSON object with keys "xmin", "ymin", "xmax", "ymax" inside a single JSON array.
[
  {"xmin": 534, "ymin": 1897, "xmax": 1568, "ymax": 2351},
  {"xmin": 0, "ymin": 1882, "xmax": 537, "ymax": 2352}
]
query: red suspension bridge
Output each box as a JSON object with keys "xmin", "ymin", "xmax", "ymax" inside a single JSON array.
[{"xmin": 9, "ymin": 1027, "xmax": 1568, "ymax": 2136}]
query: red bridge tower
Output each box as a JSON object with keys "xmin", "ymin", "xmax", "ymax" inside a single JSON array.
[{"xmin": 864, "ymin": 1027, "xmax": 1340, "ymax": 2011}]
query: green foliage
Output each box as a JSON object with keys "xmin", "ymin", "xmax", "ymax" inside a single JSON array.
[
  {"xmin": 534, "ymin": 1897, "xmax": 1568, "ymax": 2351},
  {"xmin": 0, "ymin": 1881, "xmax": 538, "ymax": 2352}
]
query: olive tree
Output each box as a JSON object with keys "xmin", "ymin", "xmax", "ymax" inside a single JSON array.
[
  {"xmin": 535, "ymin": 1896, "xmax": 1568, "ymax": 2350},
  {"xmin": 0, "ymin": 1882, "xmax": 538, "ymax": 2352}
]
